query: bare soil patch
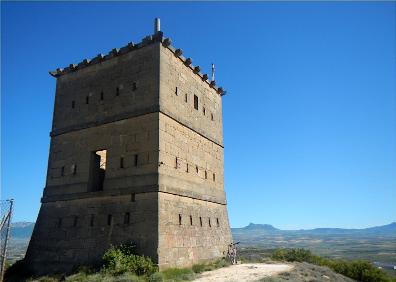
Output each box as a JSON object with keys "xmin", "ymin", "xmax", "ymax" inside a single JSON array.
[{"xmin": 193, "ymin": 263, "xmax": 293, "ymax": 282}]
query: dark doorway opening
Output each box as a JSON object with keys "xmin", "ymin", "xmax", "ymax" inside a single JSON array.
[{"xmin": 88, "ymin": 149, "xmax": 107, "ymax": 192}]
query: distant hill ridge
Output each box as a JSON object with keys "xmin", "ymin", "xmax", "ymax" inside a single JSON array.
[
  {"xmin": 233, "ymin": 222, "xmax": 396, "ymax": 236},
  {"xmin": 9, "ymin": 221, "xmax": 396, "ymax": 239}
]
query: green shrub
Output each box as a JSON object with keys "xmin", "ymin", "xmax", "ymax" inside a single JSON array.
[
  {"xmin": 102, "ymin": 243, "xmax": 157, "ymax": 276},
  {"xmin": 272, "ymin": 248, "xmax": 314, "ymax": 263},
  {"xmin": 271, "ymin": 248, "xmax": 396, "ymax": 282}
]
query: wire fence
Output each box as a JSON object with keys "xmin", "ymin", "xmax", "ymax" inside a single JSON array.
[{"xmin": 0, "ymin": 199, "xmax": 13, "ymax": 282}]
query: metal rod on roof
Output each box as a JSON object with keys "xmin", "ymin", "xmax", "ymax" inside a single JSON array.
[
  {"xmin": 154, "ymin": 18, "xmax": 161, "ymax": 33},
  {"xmin": 211, "ymin": 63, "xmax": 215, "ymax": 81}
]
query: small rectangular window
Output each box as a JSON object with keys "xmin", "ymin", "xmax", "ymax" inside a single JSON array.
[
  {"xmin": 124, "ymin": 212, "xmax": 130, "ymax": 224},
  {"xmin": 175, "ymin": 87, "xmax": 178, "ymax": 95},
  {"xmin": 190, "ymin": 215, "xmax": 193, "ymax": 226},
  {"xmin": 116, "ymin": 87, "xmax": 120, "ymax": 96},
  {"xmin": 107, "ymin": 214, "xmax": 112, "ymax": 226},
  {"xmin": 203, "ymin": 107, "xmax": 206, "ymax": 115},
  {"xmin": 73, "ymin": 216, "xmax": 78, "ymax": 227},
  {"xmin": 86, "ymin": 96, "xmax": 89, "ymax": 104},
  {"xmin": 90, "ymin": 214, "xmax": 95, "ymax": 227},
  {"xmin": 134, "ymin": 154, "xmax": 138, "ymax": 167},
  {"xmin": 100, "ymin": 91, "xmax": 104, "ymax": 100},
  {"xmin": 208, "ymin": 218, "xmax": 211, "ymax": 228},
  {"xmin": 216, "ymin": 218, "xmax": 220, "ymax": 227},
  {"xmin": 194, "ymin": 95, "xmax": 198, "ymax": 110},
  {"xmin": 185, "ymin": 93, "xmax": 188, "ymax": 103},
  {"xmin": 179, "ymin": 214, "xmax": 182, "ymax": 225},
  {"xmin": 213, "ymin": 173, "xmax": 216, "ymax": 182},
  {"xmin": 131, "ymin": 193, "xmax": 136, "ymax": 202},
  {"xmin": 205, "ymin": 170, "xmax": 208, "ymax": 179},
  {"xmin": 61, "ymin": 166, "xmax": 65, "ymax": 177},
  {"xmin": 71, "ymin": 100, "xmax": 75, "ymax": 109},
  {"xmin": 211, "ymin": 113, "xmax": 214, "ymax": 121},
  {"xmin": 120, "ymin": 157, "xmax": 124, "ymax": 168},
  {"xmin": 199, "ymin": 217, "xmax": 202, "ymax": 227},
  {"xmin": 57, "ymin": 218, "xmax": 62, "ymax": 228},
  {"xmin": 132, "ymin": 82, "xmax": 137, "ymax": 91}
]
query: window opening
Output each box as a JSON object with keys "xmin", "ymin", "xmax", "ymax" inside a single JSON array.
[{"xmin": 88, "ymin": 149, "xmax": 107, "ymax": 192}]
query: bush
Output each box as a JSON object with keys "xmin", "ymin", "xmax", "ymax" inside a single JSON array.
[
  {"xmin": 272, "ymin": 248, "xmax": 314, "ymax": 262},
  {"xmin": 271, "ymin": 248, "xmax": 396, "ymax": 282},
  {"xmin": 102, "ymin": 243, "xmax": 157, "ymax": 276}
]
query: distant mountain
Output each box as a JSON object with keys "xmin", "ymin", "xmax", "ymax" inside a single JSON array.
[
  {"xmin": 242, "ymin": 223, "xmax": 280, "ymax": 232},
  {"xmin": 232, "ymin": 222, "xmax": 396, "ymax": 236},
  {"xmin": 10, "ymin": 222, "xmax": 34, "ymax": 238}
]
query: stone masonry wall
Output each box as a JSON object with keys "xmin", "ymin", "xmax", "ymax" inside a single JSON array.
[
  {"xmin": 158, "ymin": 192, "xmax": 232, "ymax": 269},
  {"xmin": 158, "ymin": 113, "xmax": 225, "ymax": 203},
  {"xmin": 44, "ymin": 113, "xmax": 159, "ymax": 199},
  {"xmin": 25, "ymin": 192, "xmax": 158, "ymax": 275},
  {"xmin": 159, "ymin": 45, "xmax": 223, "ymax": 146},
  {"xmin": 52, "ymin": 43, "xmax": 160, "ymax": 135}
]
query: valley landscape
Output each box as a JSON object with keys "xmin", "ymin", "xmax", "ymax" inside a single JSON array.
[{"xmin": 7, "ymin": 221, "xmax": 396, "ymax": 276}]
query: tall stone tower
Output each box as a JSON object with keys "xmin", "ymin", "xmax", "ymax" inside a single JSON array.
[{"xmin": 25, "ymin": 19, "xmax": 232, "ymax": 275}]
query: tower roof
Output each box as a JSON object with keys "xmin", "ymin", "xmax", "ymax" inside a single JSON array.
[{"xmin": 49, "ymin": 24, "xmax": 226, "ymax": 96}]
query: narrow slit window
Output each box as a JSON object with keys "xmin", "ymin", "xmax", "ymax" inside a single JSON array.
[
  {"xmin": 124, "ymin": 212, "xmax": 130, "ymax": 224},
  {"xmin": 132, "ymin": 82, "xmax": 137, "ymax": 91},
  {"xmin": 134, "ymin": 154, "xmax": 138, "ymax": 167},
  {"xmin": 175, "ymin": 157, "xmax": 178, "ymax": 169},
  {"xmin": 213, "ymin": 173, "xmax": 216, "ymax": 182},
  {"xmin": 205, "ymin": 170, "xmax": 208, "ymax": 179},
  {"xmin": 211, "ymin": 113, "xmax": 214, "ymax": 121},
  {"xmin": 73, "ymin": 216, "xmax": 78, "ymax": 227},
  {"xmin": 120, "ymin": 157, "xmax": 124, "ymax": 169},
  {"xmin": 57, "ymin": 218, "xmax": 62, "ymax": 228},
  {"xmin": 194, "ymin": 95, "xmax": 198, "ymax": 110},
  {"xmin": 116, "ymin": 87, "xmax": 120, "ymax": 96},
  {"xmin": 190, "ymin": 215, "xmax": 193, "ymax": 226},
  {"xmin": 186, "ymin": 163, "xmax": 189, "ymax": 173},
  {"xmin": 175, "ymin": 87, "xmax": 178, "ymax": 95},
  {"xmin": 107, "ymin": 214, "xmax": 112, "ymax": 226},
  {"xmin": 216, "ymin": 218, "xmax": 220, "ymax": 227},
  {"xmin": 90, "ymin": 214, "xmax": 95, "ymax": 227},
  {"xmin": 100, "ymin": 91, "xmax": 104, "ymax": 100},
  {"xmin": 203, "ymin": 107, "xmax": 206, "ymax": 115},
  {"xmin": 131, "ymin": 193, "xmax": 136, "ymax": 202},
  {"xmin": 199, "ymin": 217, "xmax": 202, "ymax": 227},
  {"xmin": 196, "ymin": 165, "xmax": 199, "ymax": 174},
  {"xmin": 184, "ymin": 93, "xmax": 188, "ymax": 103},
  {"xmin": 61, "ymin": 166, "xmax": 65, "ymax": 177},
  {"xmin": 208, "ymin": 218, "xmax": 211, "ymax": 228},
  {"xmin": 86, "ymin": 96, "xmax": 89, "ymax": 104},
  {"xmin": 72, "ymin": 164, "xmax": 77, "ymax": 175},
  {"xmin": 179, "ymin": 214, "xmax": 182, "ymax": 225},
  {"xmin": 71, "ymin": 100, "xmax": 75, "ymax": 109}
]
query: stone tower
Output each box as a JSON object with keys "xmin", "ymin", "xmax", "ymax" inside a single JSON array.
[{"xmin": 25, "ymin": 19, "xmax": 232, "ymax": 275}]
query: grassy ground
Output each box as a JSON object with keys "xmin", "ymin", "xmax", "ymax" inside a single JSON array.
[{"xmin": 23, "ymin": 259, "xmax": 230, "ymax": 282}]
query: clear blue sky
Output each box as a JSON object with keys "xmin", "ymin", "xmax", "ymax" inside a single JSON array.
[{"xmin": 2, "ymin": 2, "xmax": 395, "ymax": 229}]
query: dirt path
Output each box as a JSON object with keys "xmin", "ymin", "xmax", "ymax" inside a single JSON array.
[{"xmin": 193, "ymin": 263, "xmax": 293, "ymax": 282}]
